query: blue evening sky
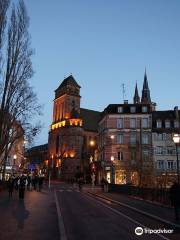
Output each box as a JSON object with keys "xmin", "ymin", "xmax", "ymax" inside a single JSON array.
[{"xmin": 22, "ymin": 0, "xmax": 180, "ymax": 145}]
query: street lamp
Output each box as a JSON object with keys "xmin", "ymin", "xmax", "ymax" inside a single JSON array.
[
  {"xmin": 89, "ymin": 140, "xmax": 95, "ymax": 147},
  {"xmin": 111, "ymin": 155, "xmax": 115, "ymax": 183},
  {"xmin": 173, "ymin": 134, "xmax": 180, "ymax": 184}
]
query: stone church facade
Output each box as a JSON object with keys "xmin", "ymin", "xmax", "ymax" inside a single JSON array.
[{"xmin": 48, "ymin": 75, "xmax": 100, "ymax": 181}]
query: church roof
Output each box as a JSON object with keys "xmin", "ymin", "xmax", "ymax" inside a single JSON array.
[
  {"xmin": 56, "ymin": 75, "xmax": 81, "ymax": 92},
  {"xmin": 80, "ymin": 108, "xmax": 101, "ymax": 132}
]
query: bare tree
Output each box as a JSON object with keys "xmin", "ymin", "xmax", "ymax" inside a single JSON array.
[{"xmin": 0, "ymin": 0, "xmax": 42, "ymax": 179}]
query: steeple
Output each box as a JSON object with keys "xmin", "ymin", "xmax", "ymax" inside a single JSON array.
[
  {"xmin": 133, "ymin": 82, "xmax": 140, "ymax": 104},
  {"xmin": 141, "ymin": 69, "xmax": 151, "ymax": 103}
]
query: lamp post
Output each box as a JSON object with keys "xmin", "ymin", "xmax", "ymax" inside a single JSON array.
[
  {"xmin": 111, "ymin": 155, "xmax": 115, "ymax": 184},
  {"xmin": 13, "ymin": 154, "xmax": 17, "ymax": 174},
  {"xmin": 173, "ymin": 134, "xmax": 180, "ymax": 184},
  {"xmin": 89, "ymin": 139, "xmax": 96, "ymax": 185}
]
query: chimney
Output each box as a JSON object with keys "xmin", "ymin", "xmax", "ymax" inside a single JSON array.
[{"xmin": 174, "ymin": 106, "xmax": 179, "ymax": 119}]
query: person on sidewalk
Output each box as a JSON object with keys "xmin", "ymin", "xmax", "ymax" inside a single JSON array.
[
  {"xmin": 38, "ymin": 175, "xmax": 44, "ymax": 192},
  {"xmin": 7, "ymin": 176, "xmax": 14, "ymax": 198},
  {"xmin": 18, "ymin": 175, "xmax": 27, "ymax": 200},
  {"xmin": 169, "ymin": 182, "xmax": 180, "ymax": 222}
]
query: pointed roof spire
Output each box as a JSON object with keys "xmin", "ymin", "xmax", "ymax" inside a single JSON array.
[
  {"xmin": 133, "ymin": 81, "xmax": 140, "ymax": 104},
  {"xmin": 143, "ymin": 67, "xmax": 149, "ymax": 89},
  {"xmin": 141, "ymin": 69, "xmax": 151, "ymax": 103}
]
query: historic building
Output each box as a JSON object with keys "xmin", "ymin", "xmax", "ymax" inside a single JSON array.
[
  {"xmin": 98, "ymin": 71, "xmax": 156, "ymax": 186},
  {"xmin": 48, "ymin": 75, "xmax": 100, "ymax": 181},
  {"xmin": 25, "ymin": 143, "xmax": 48, "ymax": 175},
  {"xmin": 0, "ymin": 122, "xmax": 24, "ymax": 180},
  {"xmin": 152, "ymin": 107, "xmax": 180, "ymax": 187},
  {"xmin": 46, "ymin": 71, "xmax": 180, "ymax": 187}
]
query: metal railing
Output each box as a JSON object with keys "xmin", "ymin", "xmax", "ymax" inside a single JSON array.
[{"xmin": 108, "ymin": 184, "xmax": 171, "ymax": 206}]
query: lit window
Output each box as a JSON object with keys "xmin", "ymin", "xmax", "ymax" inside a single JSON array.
[
  {"xmin": 156, "ymin": 120, "xmax": 162, "ymax": 128},
  {"xmin": 117, "ymin": 106, "xmax": 123, "ymax": 113},
  {"xmin": 117, "ymin": 134, "xmax": 123, "ymax": 144},
  {"xmin": 130, "ymin": 106, "xmax": 136, "ymax": 113},
  {"xmin": 142, "ymin": 106, "xmax": 148, "ymax": 113},
  {"xmin": 142, "ymin": 118, "xmax": 148, "ymax": 128},
  {"xmin": 130, "ymin": 118, "xmax": 136, "ymax": 128},
  {"xmin": 165, "ymin": 120, "xmax": 171, "ymax": 128},
  {"xmin": 117, "ymin": 118, "xmax": 123, "ymax": 128}
]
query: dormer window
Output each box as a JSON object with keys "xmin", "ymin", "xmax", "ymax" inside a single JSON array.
[
  {"xmin": 174, "ymin": 120, "xmax": 179, "ymax": 128},
  {"xmin": 117, "ymin": 106, "xmax": 123, "ymax": 113},
  {"xmin": 130, "ymin": 106, "xmax": 136, "ymax": 113},
  {"xmin": 142, "ymin": 106, "xmax": 148, "ymax": 113},
  {"xmin": 165, "ymin": 120, "xmax": 171, "ymax": 128},
  {"xmin": 156, "ymin": 120, "xmax": 162, "ymax": 128}
]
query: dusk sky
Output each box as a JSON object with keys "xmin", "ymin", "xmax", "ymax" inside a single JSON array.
[{"xmin": 22, "ymin": 0, "xmax": 180, "ymax": 145}]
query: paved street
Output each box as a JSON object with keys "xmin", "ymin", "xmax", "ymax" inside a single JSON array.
[
  {"xmin": 55, "ymin": 183, "xmax": 180, "ymax": 240},
  {"xmin": 1, "ymin": 182, "xmax": 180, "ymax": 240},
  {"xmin": 0, "ymin": 185, "xmax": 59, "ymax": 240}
]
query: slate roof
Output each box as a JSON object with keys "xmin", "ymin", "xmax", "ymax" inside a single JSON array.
[
  {"xmin": 80, "ymin": 108, "xmax": 101, "ymax": 132},
  {"xmin": 152, "ymin": 110, "xmax": 180, "ymax": 132},
  {"xmin": 55, "ymin": 75, "xmax": 80, "ymax": 92},
  {"xmin": 102, "ymin": 103, "xmax": 153, "ymax": 115}
]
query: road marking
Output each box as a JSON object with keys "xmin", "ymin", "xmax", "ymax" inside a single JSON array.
[
  {"xmin": 67, "ymin": 189, "xmax": 72, "ymax": 192},
  {"xmin": 88, "ymin": 192, "xmax": 180, "ymax": 229},
  {"xmin": 58, "ymin": 189, "xmax": 64, "ymax": 192},
  {"xmin": 54, "ymin": 191, "xmax": 67, "ymax": 240},
  {"xmin": 85, "ymin": 193, "xmax": 170, "ymax": 240}
]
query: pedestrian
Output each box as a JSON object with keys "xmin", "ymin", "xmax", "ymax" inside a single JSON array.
[
  {"xmin": 14, "ymin": 176, "xmax": 19, "ymax": 191},
  {"xmin": 27, "ymin": 175, "xmax": 32, "ymax": 191},
  {"xmin": 169, "ymin": 182, "xmax": 180, "ymax": 222},
  {"xmin": 18, "ymin": 175, "xmax": 27, "ymax": 200},
  {"xmin": 7, "ymin": 176, "xmax": 14, "ymax": 198},
  {"xmin": 78, "ymin": 178, "xmax": 83, "ymax": 191},
  {"xmin": 38, "ymin": 175, "xmax": 44, "ymax": 192}
]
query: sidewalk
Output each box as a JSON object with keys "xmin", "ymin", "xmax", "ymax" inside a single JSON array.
[
  {"xmin": 0, "ymin": 187, "xmax": 59, "ymax": 240},
  {"xmin": 87, "ymin": 191, "xmax": 180, "ymax": 227}
]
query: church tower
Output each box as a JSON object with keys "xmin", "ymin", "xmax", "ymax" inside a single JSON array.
[
  {"xmin": 141, "ymin": 69, "xmax": 151, "ymax": 104},
  {"xmin": 133, "ymin": 82, "xmax": 140, "ymax": 104},
  {"xmin": 48, "ymin": 75, "xmax": 84, "ymax": 180}
]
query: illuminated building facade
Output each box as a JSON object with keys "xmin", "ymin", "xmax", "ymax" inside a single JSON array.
[
  {"xmin": 48, "ymin": 75, "xmax": 100, "ymax": 181},
  {"xmin": 99, "ymin": 71, "xmax": 156, "ymax": 186}
]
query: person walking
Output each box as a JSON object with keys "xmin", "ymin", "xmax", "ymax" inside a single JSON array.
[
  {"xmin": 169, "ymin": 182, "xmax": 180, "ymax": 222},
  {"xmin": 7, "ymin": 176, "xmax": 14, "ymax": 198},
  {"xmin": 18, "ymin": 175, "xmax": 26, "ymax": 200},
  {"xmin": 38, "ymin": 175, "xmax": 44, "ymax": 192}
]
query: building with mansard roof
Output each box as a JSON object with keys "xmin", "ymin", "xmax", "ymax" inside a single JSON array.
[
  {"xmin": 98, "ymin": 71, "xmax": 156, "ymax": 186},
  {"xmin": 98, "ymin": 71, "xmax": 180, "ymax": 187},
  {"xmin": 152, "ymin": 108, "xmax": 180, "ymax": 187}
]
